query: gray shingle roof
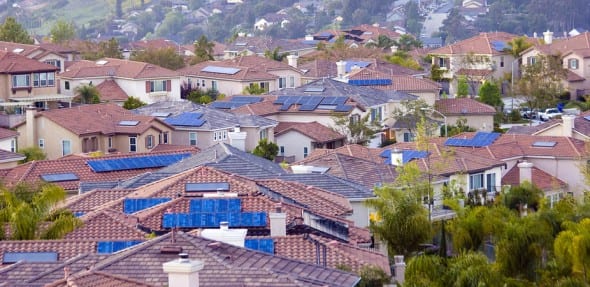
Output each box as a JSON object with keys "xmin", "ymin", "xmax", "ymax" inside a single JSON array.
[
  {"xmin": 133, "ymin": 100, "xmax": 277, "ymax": 130},
  {"xmin": 275, "ymin": 173, "xmax": 375, "ymax": 199}
]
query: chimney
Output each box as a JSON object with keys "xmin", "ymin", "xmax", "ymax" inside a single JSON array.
[
  {"xmin": 336, "ymin": 60, "xmax": 346, "ymax": 78},
  {"xmin": 286, "ymin": 54, "xmax": 298, "ymax": 68},
  {"xmin": 562, "ymin": 114, "xmax": 575, "ymax": 137},
  {"xmin": 162, "ymin": 253, "xmax": 204, "ymax": 287},
  {"xmin": 543, "ymin": 30, "xmax": 553, "ymax": 44},
  {"xmin": 393, "ymin": 255, "xmax": 406, "ymax": 284},
  {"xmin": 228, "ymin": 125, "xmax": 247, "ymax": 151},
  {"xmin": 533, "ymin": 32, "xmax": 537, "ymax": 38},
  {"xmin": 25, "ymin": 107, "xmax": 37, "ymax": 148},
  {"xmin": 390, "ymin": 148, "xmax": 403, "ymax": 166},
  {"xmin": 269, "ymin": 204, "xmax": 286, "ymax": 237},
  {"xmin": 517, "ymin": 161, "xmax": 533, "ymax": 184},
  {"xmin": 305, "ymin": 34, "xmax": 314, "ymax": 41},
  {"xmin": 201, "ymin": 222, "xmax": 247, "ymax": 247},
  {"xmin": 237, "ymin": 32, "xmax": 246, "ymax": 37},
  {"xmin": 390, "ymin": 45, "xmax": 398, "ymax": 53}
]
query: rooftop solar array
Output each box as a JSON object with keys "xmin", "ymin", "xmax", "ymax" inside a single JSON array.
[
  {"xmin": 532, "ymin": 141, "xmax": 557, "ymax": 147},
  {"xmin": 185, "ymin": 182, "xmax": 230, "ymax": 192},
  {"xmin": 40, "ymin": 173, "xmax": 79, "ymax": 182},
  {"xmin": 379, "ymin": 149, "xmax": 429, "ymax": 164},
  {"xmin": 73, "ymin": 211, "xmax": 85, "ymax": 217},
  {"xmin": 150, "ymin": 112, "xmax": 172, "ymax": 118},
  {"xmin": 97, "ymin": 240, "xmax": 143, "ymax": 254},
  {"xmin": 164, "ymin": 112, "xmax": 206, "ymax": 127},
  {"xmin": 491, "ymin": 40, "xmax": 508, "ymax": 52},
  {"xmin": 190, "ymin": 198, "xmax": 241, "ymax": 213},
  {"xmin": 118, "ymin": 120, "xmax": 139, "ymax": 126},
  {"xmin": 273, "ymin": 96, "xmax": 352, "ymax": 112},
  {"xmin": 123, "ymin": 198, "xmax": 171, "ymax": 214},
  {"xmin": 3, "ymin": 252, "xmax": 58, "ymax": 263},
  {"xmin": 344, "ymin": 61, "xmax": 371, "ymax": 73},
  {"xmin": 162, "ymin": 211, "xmax": 267, "ymax": 228},
  {"xmin": 201, "ymin": 66, "xmax": 241, "ymax": 75},
  {"xmin": 348, "ymin": 79, "xmax": 392, "ymax": 86},
  {"xmin": 87, "ymin": 153, "xmax": 192, "ymax": 172},
  {"xmin": 444, "ymin": 132, "xmax": 501, "ymax": 147},
  {"xmin": 210, "ymin": 96, "xmax": 263, "ymax": 110},
  {"xmin": 245, "ymin": 238, "xmax": 274, "ymax": 254}
]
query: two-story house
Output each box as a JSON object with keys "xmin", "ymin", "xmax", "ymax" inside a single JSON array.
[
  {"xmin": 58, "ymin": 58, "xmax": 181, "ymax": 104},
  {"xmin": 16, "ymin": 103, "xmax": 174, "ymax": 160},
  {"xmin": 223, "ymin": 35, "xmax": 315, "ymax": 60}
]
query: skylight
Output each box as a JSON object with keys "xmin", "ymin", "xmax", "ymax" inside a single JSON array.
[
  {"xmin": 96, "ymin": 60, "xmax": 108, "ymax": 65},
  {"xmin": 532, "ymin": 141, "xmax": 557, "ymax": 147},
  {"xmin": 12, "ymin": 48, "xmax": 24, "ymax": 54},
  {"xmin": 118, "ymin": 120, "xmax": 139, "ymax": 126}
]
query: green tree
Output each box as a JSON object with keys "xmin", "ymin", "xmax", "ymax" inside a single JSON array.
[
  {"xmin": 74, "ymin": 84, "xmax": 100, "ymax": 104},
  {"xmin": 554, "ymin": 218, "xmax": 590, "ymax": 282},
  {"xmin": 331, "ymin": 113, "xmax": 380, "ymax": 146},
  {"xmin": 264, "ymin": 47, "xmax": 288, "ymax": 62},
  {"xmin": 252, "ymin": 138, "xmax": 279, "ymax": 161},
  {"xmin": 393, "ymin": 34, "xmax": 423, "ymax": 52},
  {"xmin": 505, "ymin": 36, "xmax": 533, "ymax": 59},
  {"xmin": 79, "ymin": 38, "xmax": 123, "ymax": 60},
  {"xmin": 385, "ymin": 51, "xmax": 422, "ymax": 70},
  {"xmin": 242, "ymin": 83, "xmax": 267, "ymax": 95},
  {"xmin": 122, "ymin": 96, "xmax": 147, "ymax": 110},
  {"xmin": 501, "ymin": 181, "xmax": 544, "ymax": 211},
  {"xmin": 478, "ymin": 81, "xmax": 502, "ymax": 108},
  {"xmin": 517, "ymin": 54, "xmax": 567, "ymax": 112},
  {"xmin": 18, "ymin": 146, "xmax": 47, "ymax": 163},
  {"xmin": 457, "ymin": 76, "xmax": 469, "ymax": 98},
  {"xmin": 0, "ymin": 17, "xmax": 33, "ymax": 44},
  {"xmin": 131, "ymin": 47, "xmax": 185, "ymax": 70},
  {"xmin": 358, "ymin": 265, "xmax": 390, "ymax": 287},
  {"xmin": 191, "ymin": 35, "xmax": 214, "ymax": 65},
  {"xmin": 0, "ymin": 182, "xmax": 81, "ymax": 240},
  {"xmin": 366, "ymin": 35, "xmax": 395, "ymax": 50},
  {"xmin": 49, "ymin": 20, "xmax": 76, "ymax": 44}
]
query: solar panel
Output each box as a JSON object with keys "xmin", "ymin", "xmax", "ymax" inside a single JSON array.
[
  {"xmin": 304, "ymin": 87, "xmax": 326, "ymax": 93},
  {"xmin": 348, "ymin": 79, "xmax": 392, "ymax": 86},
  {"xmin": 232, "ymin": 96, "xmax": 263, "ymax": 103},
  {"xmin": 150, "ymin": 112, "xmax": 171, "ymax": 118},
  {"xmin": 162, "ymin": 211, "xmax": 266, "ymax": 228},
  {"xmin": 532, "ymin": 141, "xmax": 557, "ymax": 147},
  {"xmin": 444, "ymin": 132, "xmax": 500, "ymax": 147},
  {"xmin": 185, "ymin": 182, "xmax": 230, "ymax": 192},
  {"xmin": 201, "ymin": 66, "xmax": 241, "ymax": 75},
  {"xmin": 123, "ymin": 198, "xmax": 171, "ymax": 214},
  {"xmin": 401, "ymin": 150, "xmax": 429, "ymax": 163},
  {"xmin": 334, "ymin": 105, "xmax": 353, "ymax": 112},
  {"xmin": 299, "ymin": 97, "xmax": 324, "ymax": 111},
  {"xmin": 344, "ymin": 61, "xmax": 371, "ymax": 72},
  {"xmin": 164, "ymin": 112, "xmax": 206, "ymax": 127},
  {"xmin": 73, "ymin": 211, "xmax": 85, "ymax": 217},
  {"xmin": 245, "ymin": 238, "xmax": 275, "ymax": 254},
  {"xmin": 97, "ymin": 240, "xmax": 142, "ymax": 254},
  {"xmin": 118, "ymin": 120, "xmax": 139, "ymax": 126},
  {"xmin": 87, "ymin": 153, "xmax": 192, "ymax": 172},
  {"xmin": 3, "ymin": 252, "xmax": 58, "ymax": 263},
  {"xmin": 40, "ymin": 173, "xmax": 79, "ymax": 182},
  {"xmin": 491, "ymin": 40, "xmax": 508, "ymax": 52}
]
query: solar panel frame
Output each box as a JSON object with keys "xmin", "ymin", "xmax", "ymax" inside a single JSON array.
[
  {"xmin": 150, "ymin": 112, "xmax": 171, "ymax": 118},
  {"xmin": 3, "ymin": 252, "xmax": 58, "ymax": 263},
  {"xmin": 87, "ymin": 153, "xmax": 192, "ymax": 172},
  {"xmin": 304, "ymin": 87, "xmax": 326, "ymax": 93},
  {"xmin": 164, "ymin": 112, "xmax": 206, "ymax": 127},
  {"xmin": 201, "ymin": 66, "xmax": 241, "ymax": 75},
  {"xmin": 40, "ymin": 173, "xmax": 79, "ymax": 182},
  {"xmin": 185, "ymin": 182, "xmax": 230, "ymax": 192},
  {"xmin": 334, "ymin": 105, "xmax": 353, "ymax": 112},
  {"xmin": 232, "ymin": 96, "xmax": 263, "ymax": 103}
]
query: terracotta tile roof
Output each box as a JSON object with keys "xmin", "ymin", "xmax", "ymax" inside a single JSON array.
[
  {"xmin": 0, "ymin": 40, "xmax": 42, "ymax": 57},
  {"xmin": 0, "ymin": 149, "xmax": 25, "ymax": 163},
  {"xmin": 563, "ymin": 47, "xmax": 590, "ymax": 58},
  {"xmin": 294, "ymin": 152, "xmax": 398, "ymax": 188},
  {"xmin": 300, "ymin": 58, "xmax": 422, "ymax": 79},
  {"xmin": 37, "ymin": 103, "xmax": 170, "ymax": 136},
  {"xmin": 94, "ymin": 79, "xmax": 129, "ymax": 101},
  {"xmin": 304, "ymin": 144, "xmax": 384, "ymax": 163},
  {"xmin": 60, "ymin": 58, "xmax": 179, "ymax": 79},
  {"xmin": 535, "ymin": 32, "xmax": 590, "ymax": 55},
  {"xmin": 435, "ymin": 98, "xmax": 496, "ymax": 115},
  {"xmin": 149, "ymin": 144, "xmax": 200, "ymax": 153},
  {"xmin": 126, "ymin": 38, "xmax": 182, "ymax": 51},
  {"xmin": 347, "ymin": 67, "xmax": 441, "ymax": 91},
  {"xmin": 225, "ymin": 36, "xmax": 313, "ymax": 55},
  {"xmin": 430, "ymin": 32, "xmax": 521, "ymax": 55},
  {"xmin": 64, "ymin": 209, "xmax": 146, "ymax": 241},
  {"xmin": 300, "ymin": 59, "xmax": 337, "ymax": 78},
  {"xmin": 226, "ymin": 55, "xmax": 302, "ymax": 73},
  {"xmin": 0, "ymin": 240, "xmax": 96, "ymax": 262},
  {"xmin": 178, "ymin": 59, "xmax": 277, "ymax": 81},
  {"xmin": 275, "ymin": 121, "xmax": 345, "ymax": 143},
  {"xmin": 574, "ymin": 111, "xmax": 590, "ymax": 136},
  {"xmin": 0, "ymin": 127, "xmax": 17, "ymax": 140},
  {"xmin": 502, "ymin": 164, "xmax": 567, "ymax": 191},
  {"xmin": 486, "ymin": 134, "xmax": 587, "ymax": 159},
  {"xmin": 62, "ymin": 189, "xmax": 136, "ymax": 213},
  {"xmin": 0, "ymin": 51, "xmax": 59, "ymax": 73},
  {"xmin": 45, "ymin": 270, "xmax": 155, "ymax": 287},
  {"xmin": 567, "ymin": 70, "xmax": 586, "ymax": 82},
  {"xmin": 274, "ymin": 234, "xmax": 390, "ymax": 276}
]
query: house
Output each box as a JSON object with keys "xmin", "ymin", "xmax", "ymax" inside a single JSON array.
[
  {"xmin": 0, "ymin": 50, "xmax": 70, "ymax": 110},
  {"xmin": 122, "ymin": 38, "xmax": 191, "ymax": 59},
  {"xmin": 58, "ymin": 58, "xmax": 181, "ymax": 104},
  {"xmin": 0, "ymin": 40, "xmax": 71, "ymax": 72},
  {"xmin": 223, "ymin": 35, "xmax": 315, "ymax": 59},
  {"xmin": 313, "ymin": 24, "xmax": 402, "ymax": 47},
  {"xmin": 253, "ymin": 13, "xmax": 291, "ymax": 31},
  {"xmin": 502, "ymin": 160, "xmax": 567, "ymax": 207},
  {"xmin": 507, "ymin": 113, "xmax": 590, "ymax": 140},
  {"xmin": 274, "ymin": 121, "xmax": 346, "ymax": 162},
  {"xmin": 518, "ymin": 31, "xmax": 590, "ymax": 99},
  {"xmin": 133, "ymin": 100, "xmax": 277, "ymax": 152},
  {"xmin": 15, "ymin": 103, "xmax": 175, "ymax": 160},
  {"xmin": 429, "ymin": 32, "xmax": 523, "ymax": 96},
  {"xmin": 178, "ymin": 55, "xmax": 304, "ymax": 96},
  {"xmin": 435, "ymin": 98, "xmax": 496, "ymax": 132}
]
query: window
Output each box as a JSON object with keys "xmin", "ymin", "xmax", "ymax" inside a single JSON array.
[
  {"xmin": 149, "ymin": 80, "xmax": 166, "ymax": 92},
  {"xmin": 163, "ymin": 132, "xmax": 169, "ymax": 144},
  {"xmin": 129, "ymin": 136, "xmax": 137, "ymax": 152},
  {"xmin": 65, "ymin": 81, "xmax": 70, "ymax": 90},
  {"xmin": 201, "ymin": 80, "xmax": 205, "ymax": 87},
  {"xmin": 189, "ymin": 132, "xmax": 197, "ymax": 146},
  {"xmin": 259, "ymin": 82, "xmax": 269, "ymax": 91},
  {"xmin": 82, "ymin": 137, "xmax": 98, "ymax": 153},
  {"xmin": 280, "ymin": 146, "xmax": 284, "ymax": 155},
  {"xmin": 211, "ymin": 80, "xmax": 218, "ymax": 91},
  {"xmin": 38, "ymin": 139, "xmax": 45, "ymax": 149},
  {"xmin": 62, "ymin": 140, "xmax": 71, "ymax": 156},
  {"xmin": 350, "ymin": 114, "xmax": 361, "ymax": 124},
  {"xmin": 500, "ymin": 56, "xmax": 504, "ymax": 67},
  {"xmin": 289, "ymin": 76, "xmax": 295, "ymax": 88},
  {"xmin": 12, "ymin": 74, "xmax": 30, "ymax": 88},
  {"xmin": 569, "ymin": 58, "xmax": 579, "ymax": 69},
  {"xmin": 45, "ymin": 59, "xmax": 61, "ymax": 69},
  {"xmin": 10, "ymin": 139, "xmax": 15, "ymax": 152},
  {"xmin": 32, "ymin": 72, "xmax": 54, "ymax": 87},
  {"xmin": 303, "ymin": 147, "xmax": 308, "ymax": 158},
  {"xmin": 438, "ymin": 57, "xmax": 449, "ymax": 68},
  {"xmin": 108, "ymin": 136, "xmax": 113, "ymax": 149},
  {"xmin": 469, "ymin": 173, "xmax": 484, "ymax": 190},
  {"xmin": 213, "ymin": 130, "xmax": 227, "ymax": 142},
  {"xmin": 279, "ymin": 77, "xmax": 287, "ymax": 89},
  {"xmin": 403, "ymin": 132, "xmax": 415, "ymax": 142},
  {"xmin": 145, "ymin": 135, "xmax": 154, "ymax": 149},
  {"xmin": 486, "ymin": 173, "xmax": 496, "ymax": 193},
  {"xmin": 547, "ymin": 193, "xmax": 562, "ymax": 208},
  {"xmin": 259, "ymin": 128, "xmax": 268, "ymax": 140},
  {"xmin": 527, "ymin": 56, "xmax": 537, "ymax": 65},
  {"xmin": 370, "ymin": 107, "xmax": 383, "ymax": 122}
]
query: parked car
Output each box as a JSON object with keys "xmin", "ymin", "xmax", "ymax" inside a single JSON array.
[
  {"xmin": 519, "ymin": 107, "xmax": 537, "ymax": 119},
  {"xmin": 539, "ymin": 108, "xmax": 562, "ymax": 121}
]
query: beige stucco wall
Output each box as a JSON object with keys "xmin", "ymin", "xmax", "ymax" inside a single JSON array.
[
  {"xmin": 276, "ymin": 131, "xmax": 313, "ymax": 161},
  {"xmin": 0, "ymin": 73, "xmax": 59, "ymax": 101},
  {"xmin": 446, "ymin": 114, "xmax": 494, "ymax": 132},
  {"xmin": 0, "ymin": 137, "xmax": 16, "ymax": 152}
]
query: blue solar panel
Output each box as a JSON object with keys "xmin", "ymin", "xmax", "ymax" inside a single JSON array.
[
  {"xmin": 210, "ymin": 101, "xmax": 239, "ymax": 109},
  {"xmin": 87, "ymin": 153, "xmax": 192, "ymax": 172},
  {"xmin": 73, "ymin": 211, "xmax": 85, "ymax": 217},
  {"xmin": 245, "ymin": 238, "xmax": 274, "ymax": 254},
  {"xmin": 491, "ymin": 41, "xmax": 508, "ymax": 52},
  {"xmin": 201, "ymin": 66, "xmax": 241, "ymax": 75},
  {"xmin": 401, "ymin": 150, "xmax": 429, "ymax": 163},
  {"xmin": 185, "ymin": 182, "xmax": 230, "ymax": 192},
  {"xmin": 162, "ymin": 210, "xmax": 266, "ymax": 228},
  {"xmin": 3, "ymin": 252, "xmax": 58, "ymax": 263},
  {"xmin": 334, "ymin": 105, "xmax": 353, "ymax": 112},
  {"xmin": 40, "ymin": 173, "xmax": 79, "ymax": 182},
  {"xmin": 444, "ymin": 132, "xmax": 500, "ymax": 147},
  {"xmin": 97, "ymin": 240, "xmax": 142, "ymax": 254},
  {"xmin": 299, "ymin": 97, "xmax": 323, "ymax": 111},
  {"xmin": 345, "ymin": 61, "xmax": 371, "ymax": 73},
  {"xmin": 164, "ymin": 112, "xmax": 206, "ymax": 127},
  {"xmin": 232, "ymin": 96, "xmax": 263, "ymax": 103},
  {"xmin": 124, "ymin": 198, "xmax": 171, "ymax": 214}
]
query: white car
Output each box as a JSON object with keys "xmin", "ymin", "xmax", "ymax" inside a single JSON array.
[{"xmin": 539, "ymin": 108, "xmax": 562, "ymax": 121}]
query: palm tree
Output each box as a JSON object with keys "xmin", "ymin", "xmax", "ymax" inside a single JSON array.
[
  {"xmin": 74, "ymin": 84, "xmax": 100, "ymax": 104},
  {"xmin": 504, "ymin": 36, "xmax": 533, "ymax": 60},
  {"xmin": 0, "ymin": 182, "xmax": 81, "ymax": 240},
  {"xmin": 555, "ymin": 218, "xmax": 590, "ymax": 282}
]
